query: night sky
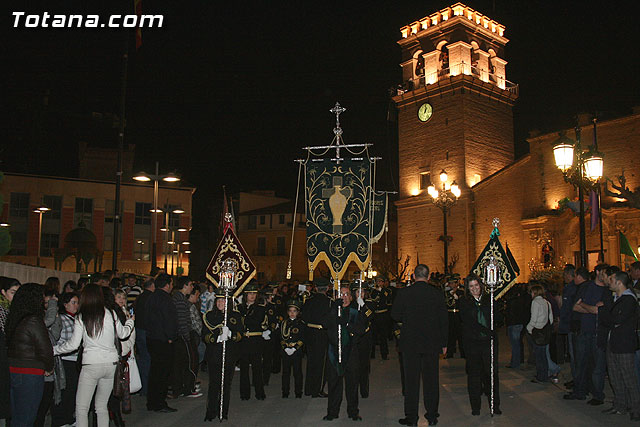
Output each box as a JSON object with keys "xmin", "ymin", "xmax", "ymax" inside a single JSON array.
[{"xmin": 4, "ymin": 0, "xmax": 640, "ymax": 268}]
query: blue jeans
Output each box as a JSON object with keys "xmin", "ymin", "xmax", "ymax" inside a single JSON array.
[
  {"xmin": 507, "ymin": 325, "xmax": 523, "ymax": 368},
  {"xmin": 574, "ymin": 332, "xmax": 606, "ymax": 400},
  {"xmin": 10, "ymin": 372, "xmax": 44, "ymax": 427},
  {"xmin": 534, "ymin": 344, "xmax": 549, "ymax": 382},
  {"xmin": 592, "ymin": 346, "xmax": 606, "ymax": 401},
  {"xmin": 135, "ymin": 328, "xmax": 151, "ymax": 396},
  {"xmin": 567, "ymin": 332, "xmax": 577, "ymax": 380},
  {"xmin": 546, "ymin": 344, "xmax": 560, "ymax": 376}
]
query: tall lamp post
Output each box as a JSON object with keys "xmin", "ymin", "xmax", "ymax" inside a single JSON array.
[
  {"xmin": 552, "ymin": 128, "xmax": 604, "ymax": 268},
  {"xmin": 33, "ymin": 205, "xmax": 50, "ymax": 267},
  {"xmin": 427, "ymin": 170, "xmax": 461, "ymax": 274},
  {"xmin": 160, "ymin": 212, "xmax": 187, "ymax": 274},
  {"xmin": 133, "ymin": 163, "xmax": 180, "ymax": 272}
]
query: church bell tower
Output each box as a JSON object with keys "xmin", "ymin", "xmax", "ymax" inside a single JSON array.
[{"xmin": 394, "ymin": 2, "xmax": 518, "ymax": 274}]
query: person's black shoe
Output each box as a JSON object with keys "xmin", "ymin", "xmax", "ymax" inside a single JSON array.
[
  {"xmin": 350, "ymin": 415, "xmax": 362, "ymax": 421},
  {"xmin": 428, "ymin": 419, "xmax": 438, "ymax": 426},
  {"xmin": 563, "ymin": 393, "xmax": 585, "ymax": 400},
  {"xmin": 155, "ymin": 406, "xmax": 177, "ymax": 413},
  {"xmin": 256, "ymin": 395, "xmax": 266, "ymax": 401},
  {"xmin": 295, "ymin": 394, "xmax": 302, "ymax": 399},
  {"xmin": 472, "ymin": 410, "xmax": 480, "ymax": 416},
  {"xmin": 398, "ymin": 418, "xmax": 417, "ymax": 426},
  {"xmin": 587, "ymin": 399, "xmax": 604, "ymax": 406},
  {"xmin": 323, "ymin": 415, "xmax": 337, "ymax": 421},
  {"xmin": 424, "ymin": 412, "xmax": 440, "ymax": 419},
  {"xmin": 318, "ymin": 391, "xmax": 328, "ymax": 398},
  {"xmin": 282, "ymin": 393, "xmax": 289, "ymax": 398},
  {"xmin": 602, "ymin": 407, "xmax": 617, "ymax": 414},
  {"xmin": 494, "ymin": 407, "xmax": 502, "ymax": 415},
  {"xmin": 240, "ymin": 397, "xmax": 250, "ymax": 401},
  {"xmin": 564, "ymin": 380, "xmax": 574, "ymax": 388}
]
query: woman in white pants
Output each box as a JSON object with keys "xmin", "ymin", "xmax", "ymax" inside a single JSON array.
[{"xmin": 54, "ymin": 284, "xmax": 134, "ymax": 427}]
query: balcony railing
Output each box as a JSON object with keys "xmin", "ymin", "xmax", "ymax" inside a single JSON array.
[{"xmin": 396, "ymin": 62, "xmax": 518, "ymax": 97}]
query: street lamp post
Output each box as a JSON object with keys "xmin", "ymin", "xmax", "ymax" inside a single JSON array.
[
  {"xmin": 133, "ymin": 163, "xmax": 180, "ymax": 273},
  {"xmin": 428, "ymin": 170, "xmax": 461, "ymax": 274},
  {"xmin": 160, "ymin": 211, "xmax": 186, "ymax": 274},
  {"xmin": 33, "ymin": 205, "xmax": 50, "ymax": 267},
  {"xmin": 552, "ymin": 128, "xmax": 604, "ymax": 268}
]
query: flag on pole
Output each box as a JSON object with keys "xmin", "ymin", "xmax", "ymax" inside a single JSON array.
[
  {"xmin": 506, "ymin": 242, "xmax": 520, "ymax": 275},
  {"xmin": 134, "ymin": 0, "xmax": 142, "ymax": 50},
  {"xmin": 470, "ymin": 219, "xmax": 519, "ymax": 300},
  {"xmin": 220, "ymin": 186, "xmax": 233, "ymax": 234},
  {"xmin": 589, "ymin": 190, "xmax": 599, "ymax": 232},
  {"xmin": 620, "ymin": 231, "xmax": 639, "ymax": 261}
]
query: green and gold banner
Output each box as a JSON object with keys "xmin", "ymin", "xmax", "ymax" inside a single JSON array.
[
  {"xmin": 470, "ymin": 223, "xmax": 519, "ymax": 300},
  {"xmin": 306, "ymin": 159, "xmax": 377, "ymax": 280}
]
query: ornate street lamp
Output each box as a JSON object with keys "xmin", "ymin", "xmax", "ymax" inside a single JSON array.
[
  {"xmin": 133, "ymin": 162, "xmax": 181, "ymax": 272},
  {"xmin": 428, "ymin": 169, "xmax": 460, "ymax": 274},
  {"xmin": 552, "ymin": 129, "xmax": 604, "ymax": 267}
]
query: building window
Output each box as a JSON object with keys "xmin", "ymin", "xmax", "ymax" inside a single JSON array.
[
  {"xmin": 9, "ymin": 231, "xmax": 27, "ymax": 255},
  {"xmin": 276, "ymin": 262, "xmax": 286, "ymax": 278},
  {"xmin": 276, "ymin": 236, "xmax": 286, "ymax": 256},
  {"xmin": 10, "ymin": 193, "xmax": 30, "ymax": 218},
  {"xmin": 105, "ymin": 200, "xmax": 123, "ymax": 224},
  {"xmin": 248, "ymin": 216, "xmax": 257, "ymax": 230},
  {"xmin": 40, "ymin": 233, "xmax": 59, "ymax": 256},
  {"xmin": 279, "ymin": 214, "xmax": 285, "ymax": 224},
  {"xmin": 419, "ymin": 172, "xmax": 431, "ymax": 190},
  {"xmin": 135, "ymin": 202, "xmax": 152, "ymax": 225},
  {"xmin": 257, "ymin": 237, "xmax": 266, "ymax": 256},
  {"xmin": 74, "ymin": 197, "xmax": 93, "ymax": 228},
  {"xmin": 164, "ymin": 204, "xmax": 181, "ymax": 227},
  {"xmin": 43, "ymin": 195, "xmax": 62, "ymax": 219},
  {"xmin": 259, "ymin": 215, "xmax": 266, "ymax": 225}
]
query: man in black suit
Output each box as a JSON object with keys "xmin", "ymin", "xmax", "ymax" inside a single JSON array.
[
  {"xmin": 392, "ymin": 264, "xmax": 448, "ymax": 426},
  {"xmin": 146, "ymin": 274, "xmax": 178, "ymax": 413}
]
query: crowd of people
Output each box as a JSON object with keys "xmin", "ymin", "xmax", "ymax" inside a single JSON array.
[{"xmin": 0, "ymin": 259, "xmax": 638, "ymax": 426}]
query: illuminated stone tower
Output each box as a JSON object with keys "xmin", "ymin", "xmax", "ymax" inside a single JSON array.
[{"xmin": 394, "ymin": 3, "xmax": 518, "ymax": 274}]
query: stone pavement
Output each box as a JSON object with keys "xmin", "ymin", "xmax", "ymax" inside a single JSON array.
[{"xmin": 123, "ymin": 334, "xmax": 638, "ymax": 426}]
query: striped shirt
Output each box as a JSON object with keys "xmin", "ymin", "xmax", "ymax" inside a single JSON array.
[{"xmin": 57, "ymin": 313, "xmax": 79, "ymax": 361}]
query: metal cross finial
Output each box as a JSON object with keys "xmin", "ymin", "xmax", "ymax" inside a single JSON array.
[
  {"xmin": 492, "ymin": 217, "xmax": 500, "ymax": 229},
  {"xmin": 330, "ymin": 102, "xmax": 346, "ymax": 137}
]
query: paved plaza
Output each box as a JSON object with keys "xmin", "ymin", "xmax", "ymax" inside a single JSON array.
[{"xmin": 123, "ymin": 333, "xmax": 636, "ymax": 426}]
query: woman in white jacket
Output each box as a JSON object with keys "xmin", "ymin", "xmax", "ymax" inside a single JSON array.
[
  {"xmin": 54, "ymin": 284, "xmax": 134, "ymax": 427},
  {"xmin": 526, "ymin": 284, "xmax": 553, "ymax": 383}
]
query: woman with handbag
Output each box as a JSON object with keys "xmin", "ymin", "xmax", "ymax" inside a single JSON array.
[
  {"xmin": 105, "ymin": 288, "xmax": 137, "ymax": 426},
  {"xmin": 527, "ymin": 284, "xmax": 553, "ymax": 383},
  {"xmin": 53, "ymin": 284, "xmax": 134, "ymax": 427}
]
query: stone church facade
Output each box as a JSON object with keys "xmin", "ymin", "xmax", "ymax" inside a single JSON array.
[{"xmin": 394, "ymin": 3, "xmax": 640, "ymax": 281}]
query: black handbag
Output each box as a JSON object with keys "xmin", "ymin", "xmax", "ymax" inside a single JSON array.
[
  {"xmin": 531, "ymin": 301, "xmax": 552, "ymax": 346},
  {"xmin": 75, "ymin": 344, "xmax": 83, "ymax": 372},
  {"xmin": 112, "ymin": 312, "xmax": 129, "ymax": 398}
]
